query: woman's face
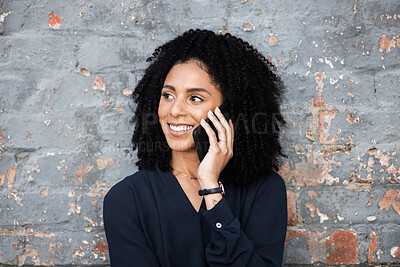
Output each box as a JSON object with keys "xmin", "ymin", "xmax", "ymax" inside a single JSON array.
[{"xmin": 158, "ymin": 60, "xmax": 223, "ymax": 153}]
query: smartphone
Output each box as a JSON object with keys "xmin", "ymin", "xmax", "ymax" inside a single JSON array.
[{"xmin": 192, "ymin": 101, "xmax": 231, "ymax": 162}]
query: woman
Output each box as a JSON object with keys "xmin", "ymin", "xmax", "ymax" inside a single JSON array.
[{"xmin": 103, "ymin": 29, "xmax": 287, "ymax": 266}]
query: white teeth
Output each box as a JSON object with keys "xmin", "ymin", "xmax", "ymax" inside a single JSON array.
[{"xmin": 169, "ymin": 124, "xmax": 193, "ymax": 132}]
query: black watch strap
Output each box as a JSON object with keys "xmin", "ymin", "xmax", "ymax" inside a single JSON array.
[
  {"xmin": 198, "ymin": 182, "xmax": 225, "ymax": 196},
  {"xmin": 198, "ymin": 187, "xmax": 222, "ymax": 196}
]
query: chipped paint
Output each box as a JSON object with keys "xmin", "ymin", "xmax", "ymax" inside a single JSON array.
[
  {"xmin": 76, "ymin": 165, "xmax": 93, "ymax": 182},
  {"xmin": 368, "ymin": 230, "xmax": 378, "ymax": 263},
  {"xmin": 240, "ymin": 22, "xmax": 255, "ymax": 31},
  {"xmin": 325, "ymin": 230, "xmax": 359, "ymax": 264},
  {"xmin": 379, "ymin": 35, "xmax": 396, "ymax": 53},
  {"xmin": 279, "ymin": 149, "xmax": 340, "ymax": 186},
  {"xmin": 378, "ymin": 190, "xmax": 400, "ymax": 215},
  {"xmin": 307, "ymin": 190, "xmax": 319, "ymax": 199},
  {"xmin": 12, "ymin": 248, "xmax": 41, "ymax": 266},
  {"xmin": 93, "ymin": 76, "xmax": 106, "ymax": 91},
  {"xmin": 0, "ymin": 173, "xmax": 5, "ymax": 186},
  {"xmin": 68, "ymin": 203, "xmax": 81, "ymax": 215},
  {"xmin": 80, "ymin": 68, "xmax": 91, "ymax": 76},
  {"xmin": 287, "ymin": 190, "xmax": 299, "ymax": 226},
  {"xmin": 268, "ymin": 34, "xmax": 279, "ymax": 46},
  {"xmin": 48, "ymin": 13, "xmax": 61, "ymax": 29},
  {"xmin": 0, "ymin": 227, "xmax": 55, "ymax": 239},
  {"xmin": 92, "ymin": 240, "xmax": 108, "ymax": 261},
  {"xmin": 6, "ymin": 162, "xmax": 17, "ymax": 188},
  {"xmin": 122, "ymin": 88, "xmax": 133, "ymax": 96},
  {"xmin": 97, "ymin": 158, "xmax": 115, "ymax": 170},
  {"xmin": 391, "ymin": 246, "xmax": 400, "ymax": 259},
  {"xmin": 285, "ymin": 229, "xmax": 324, "ymax": 245}
]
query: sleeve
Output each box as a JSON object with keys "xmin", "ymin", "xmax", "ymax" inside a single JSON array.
[
  {"xmin": 202, "ymin": 174, "xmax": 287, "ymax": 266},
  {"xmin": 103, "ymin": 186, "xmax": 160, "ymax": 267}
]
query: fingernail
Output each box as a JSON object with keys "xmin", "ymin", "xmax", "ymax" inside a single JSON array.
[
  {"xmin": 208, "ymin": 110, "xmax": 213, "ymax": 117},
  {"xmin": 215, "ymin": 106, "xmax": 221, "ymax": 113},
  {"xmin": 201, "ymin": 118, "xmax": 205, "ymax": 124}
]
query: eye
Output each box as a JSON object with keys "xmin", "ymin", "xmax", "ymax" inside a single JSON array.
[
  {"xmin": 161, "ymin": 92, "xmax": 174, "ymax": 100},
  {"xmin": 189, "ymin": 95, "xmax": 203, "ymax": 103}
]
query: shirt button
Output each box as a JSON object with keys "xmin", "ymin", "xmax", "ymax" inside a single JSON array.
[{"xmin": 216, "ymin": 222, "xmax": 222, "ymax": 229}]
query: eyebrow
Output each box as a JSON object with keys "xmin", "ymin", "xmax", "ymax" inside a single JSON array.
[{"xmin": 162, "ymin": 85, "xmax": 211, "ymax": 96}]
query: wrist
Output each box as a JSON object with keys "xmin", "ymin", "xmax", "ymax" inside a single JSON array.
[
  {"xmin": 198, "ymin": 182, "xmax": 225, "ymax": 196},
  {"xmin": 198, "ymin": 180, "xmax": 219, "ymax": 190}
]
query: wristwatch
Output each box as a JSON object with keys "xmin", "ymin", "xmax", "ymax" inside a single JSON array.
[{"xmin": 198, "ymin": 182, "xmax": 225, "ymax": 196}]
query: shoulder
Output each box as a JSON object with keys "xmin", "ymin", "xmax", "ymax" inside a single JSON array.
[
  {"xmin": 252, "ymin": 172, "xmax": 287, "ymax": 200},
  {"xmin": 105, "ymin": 169, "xmax": 156, "ymax": 204},
  {"xmin": 255, "ymin": 171, "xmax": 286, "ymax": 189}
]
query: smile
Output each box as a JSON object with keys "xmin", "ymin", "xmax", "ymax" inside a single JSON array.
[{"xmin": 168, "ymin": 124, "xmax": 194, "ymax": 132}]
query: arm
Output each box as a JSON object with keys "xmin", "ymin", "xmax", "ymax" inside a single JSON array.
[
  {"xmin": 103, "ymin": 186, "xmax": 160, "ymax": 267},
  {"xmin": 202, "ymin": 173, "xmax": 287, "ymax": 266}
]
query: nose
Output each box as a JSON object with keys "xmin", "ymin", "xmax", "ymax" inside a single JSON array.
[{"xmin": 170, "ymin": 98, "xmax": 187, "ymax": 117}]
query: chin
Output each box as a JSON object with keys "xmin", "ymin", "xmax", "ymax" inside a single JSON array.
[{"xmin": 167, "ymin": 141, "xmax": 196, "ymax": 152}]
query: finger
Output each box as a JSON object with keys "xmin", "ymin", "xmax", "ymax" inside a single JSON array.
[
  {"xmin": 213, "ymin": 107, "xmax": 231, "ymax": 143},
  {"xmin": 200, "ymin": 118, "xmax": 219, "ymax": 149},
  {"xmin": 207, "ymin": 110, "xmax": 227, "ymax": 144},
  {"xmin": 229, "ymin": 119, "xmax": 235, "ymax": 148}
]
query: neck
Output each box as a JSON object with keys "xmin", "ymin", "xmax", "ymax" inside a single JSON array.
[{"xmin": 170, "ymin": 150, "xmax": 200, "ymax": 178}]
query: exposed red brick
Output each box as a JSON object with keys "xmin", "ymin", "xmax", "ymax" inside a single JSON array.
[
  {"xmin": 6, "ymin": 162, "xmax": 17, "ymax": 188},
  {"xmin": 0, "ymin": 227, "xmax": 55, "ymax": 239},
  {"xmin": 0, "ymin": 173, "xmax": 5, "ymax": 186},
  {"xmin": 122, "ymin": 88, "xmax": 133, "ymax": 96},
  {"xmin": 308, "ymin": 190, "xmax": 319, "ymax": 199},
  {"xmin": 378, "ymin": 190, "xmax": 400, "ymax": 215},
  {"xmin": 48, "ymin": 13, "xmax": 61, "ymax": 29},
  {"xmin": 13, "ymin": 248, "xmax": 41, "ymax": 266},
  {"xmin": 285, "ymin": 229, "xmax": 324, "ymax": 244},
  {"xmin": 319, "ymin": 110, "xmax": 339, "ymax": 144},
  {"xmin": 379, "ymin": 35, "xmax": 396, "ymax": 53},
  {"xmin": 72, "ymin": 246, "xmax": 84, "ymax": 258},
  {"xmin": 40, "ymin": 188, "xmax": 48, "ymax": 197},
  {"xmin": 368, "ymin": 148, "xmax": 390, "ymax": 167},
  {"xmin": 93, "ymin": 76, "xmax": 106, "ymax": 91},
  {"xmin": 104, "ymin": 98, "xmax": 110, "ymax": 107},
  {"xmin": 325, "ymin": 230, "xmax": 359, "ymax": 264},
  {"xmin": 91, "ymin": 200, "xmax": 98, "ymax": 208},
  {"xmin": 48, "ymin": 243, "xmax": 55, "ymax": 254},
  {"xmin": 268, "ymin": 35, "xmax": 279, "ymax": 46},
  {"xmin": 97, "ymin": 158, "xmax": 115, "ymax": 170},
  {"xmin": 76, "ymin": 165, "xmax": 93, "ymax": 182},
  {"xmin": 279, "ymin": 151, "xmax": 339, "ymax": 187},
  {"xmin": 279, "ymin": 160, "xmax": 323, "ymax": 186},
  {"xmin": 287, "ymin": 190, "xmax": 298, "ymax": 226},
  {"xmin": 368, "ymin": 230, "xmax": 378, "ymax": 263},
  {"xmin": 68, "ymin": 203, "xmax": 81, "ymax": 215},
  {"xmin": 312, "ymin": 72, "xmax": 326, "ymax": 107},
  {"xmin": 92, "ymin": 240, "xmax": 108, "ymax": 262},
  {"xmin": 346, "ymin": 113, "xmax": 353, "ymax": 124},
  {"xmin": 388, "ymin": 164, "xmax": 399, "ymax": 180},
  {"xmin": 84, "ymin": 216, "xmax": 98, "ymax": 227},
  {"xmin": 305, "ymin": 203, "xmax": 316, "ymax": 218}
]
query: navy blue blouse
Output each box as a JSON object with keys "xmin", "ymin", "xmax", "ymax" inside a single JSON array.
[{"xmin": 103, "ymin": 164, "xmax": 287, "ymax": 266}]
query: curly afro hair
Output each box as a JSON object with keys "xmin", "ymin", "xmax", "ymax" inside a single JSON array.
[{"xmin": 131, "ymin": 29, "xmax": 285, "ymax": 187}]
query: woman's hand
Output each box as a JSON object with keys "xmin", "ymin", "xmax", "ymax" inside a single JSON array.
[{"xmin": 196, "ymin": 106, "xmax": 234, "ymax": 189}]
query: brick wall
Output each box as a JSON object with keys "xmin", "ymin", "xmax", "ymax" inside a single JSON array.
[{"xmin": 0, "ymin": 0, "xmax": 399, "ymax": 265}]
